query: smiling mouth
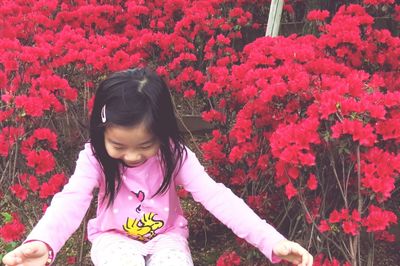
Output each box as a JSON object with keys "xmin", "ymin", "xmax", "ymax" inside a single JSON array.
[{"xmin": 123, "ymin": 160, "xmax": 147, "ymax": 168}]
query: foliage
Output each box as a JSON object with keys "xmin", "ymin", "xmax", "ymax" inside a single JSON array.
[{"xmin": 0, "ymin": 0, "xmax": 399, "ymax": 265}]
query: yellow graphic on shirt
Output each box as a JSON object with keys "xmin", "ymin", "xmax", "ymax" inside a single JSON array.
[{"xmin": 123, "ymin": 212, "xmax": 164, "ymax": 241}]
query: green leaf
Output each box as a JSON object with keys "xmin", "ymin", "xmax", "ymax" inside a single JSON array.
[
  {"xmin": 1, "ymin": 212, "xmax": 12, "ymax": 223},
  {"xmin": 7, "ymin": 242, "xmax": 18, "ymax": 249}
]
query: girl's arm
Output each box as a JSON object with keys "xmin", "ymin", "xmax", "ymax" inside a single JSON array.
[
  {"xmin": 176, "ymin": 147, "xmax": 312, "ymax": 265},
  {"xmin": 20, "ymin": 144, "xmax": 100, "ymax": 261}
]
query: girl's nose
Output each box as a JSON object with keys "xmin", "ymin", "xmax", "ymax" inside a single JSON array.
[{"xmin": 124, "ymin": 151, "xmax": 143, "ymax": 164}]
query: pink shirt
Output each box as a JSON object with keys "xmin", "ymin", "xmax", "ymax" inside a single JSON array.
[{"xmin": 26, "ymin": 143, "xmax": 285, "ymax": 262}]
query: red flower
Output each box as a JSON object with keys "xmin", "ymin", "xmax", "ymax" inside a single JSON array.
[
  {"xmin": 33, "ymin": 128, "xmax": 58, "ymax": 150},
  {"xmin": 284, "ymin": 4, "xmax": 294, "ymax": 14},
  {"xmin": 230, "ymin": 169, "xmax": 247, "ymax": 186},
  {"xmin": 216, "ymin": 34, "xmax": 231, "ymax": 46},
  {"xmin": 177, "ymin": 187, "xmax": 189, "ymax": 198},
  {"xmin": 376, "ymin": 119, "xmax": 400, "ymax": 141},
  {"xmin": 331, "ymin": 119, "xmax": 376, "ymax": 146},
  {"xmin": 362, "ymin": 205, "xmax": 397, "ymax": 232},
  {"xmin": 342, "ymin": 220, "xmax": 359, "ymax": 235},
  {"xmin": 247, "ymin": 195, "xmax": 264, "ymax": 214},
  {"xmin": 318, "ymin": 220, "xmax": 331, "ymax": 232},
  {"xmin": 395, "ymin": 5, "xmax": 400, "ymax": 22},
  {"xmin": 216, "ymin": 251, "xmax": 241, "ymax": 266},
  {"xmin": 42, "ymin": 204, "xmax": 49, "ymax": 213},
  {"xmin": 21, "ymin": 128, "xmax": 58, "ymax": 155},
  {"xmin": 0, "ymin": 213, "xmax": 25, "ymax": 243},
  {"xmin": 0, "ymin": 109, "xmax": 13, "ymax": 122},
  {"xmin": 39, "ymin": 182, "xmax": 56, "ymax": 199},
  {"xmin": 307, "ymin": 10, "xmax": 330, "ymax": 21},
  {"xmin": 0, "ymin": 127, "xmax": 25, "ymax": 157},
  {"xmin": 67, "ymin": 256, "xmax": 76, "ymax": 265},
  {"xmin": 307, "ymin": 174, "xmax": 318, "ymax": 190},
  {"xmin": 361, "ymin": 173, "xmax": 395, "ymax": 202},
  {"xmin": 287, "ymin": 165, "xmax": 299, "ymax": 180},
  {"xmin": 285, "ymin": 182, "xmax": 298, "ymax": 200},
  {"xmin": 14, "ymin": 95, "xmax": 46, "ymax": 117},
  {"xmin": 28, "ymin": 175, "xmax": 40, "ymax": 192},
  {"xmin": 25, "ymin": 150, "xmax": 55, "ymax": 175},
  {"xmin": 39, "ymin": 173, "xmax": 66, "ymax": 198},
  {"xmin": 183, "ymin": 89, "xmax": 196, "ymax": 98},
  {"xmin": 363, "ymin": 0, "xmax": 394, "ymax": 5},
  {"xmin": 329, "ymin": 210, "xmax": 343, "ymax": 223},
  {"xmin": 360, "ymin": 147, "xmax": 398, "ymax": 202},
  {"xmin": 375, "ymin": 231, "xmax": 396, "ymax": 242},
  {"xmin": 203, "ymin": 82, "xmax": 223, "ymax": 97},
  {"xmin": 49, "ymin": 173, "xmax": 67, "ymax": 188},
  {"xmin": 352, "ymin": 210, "xmax": 361, "ymax": 222},
  {"xmin": 10, "ymin": 184, "xmax": 28, "ymax": 201},
  {"xmin": 202, "ymin": 109, "xmax": 225, "ymax": 123}
]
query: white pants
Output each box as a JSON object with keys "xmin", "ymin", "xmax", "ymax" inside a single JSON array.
[{"xmin": 91, "ymin": 232, "xmax": 194, "ymax": 266}]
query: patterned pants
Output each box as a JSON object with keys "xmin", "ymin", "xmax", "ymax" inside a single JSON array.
[{"xmin": 91, "ymin": 232, "xmax": 194, "ymax": 266}]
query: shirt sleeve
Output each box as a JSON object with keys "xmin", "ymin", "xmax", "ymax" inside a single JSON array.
[
  {"xmin": 25, "ymin": 143, "xmax": 101, "ymax": 258},
  {"xmin": 175, "ymin": 147, "xmax": 286, "ymax": 263}
]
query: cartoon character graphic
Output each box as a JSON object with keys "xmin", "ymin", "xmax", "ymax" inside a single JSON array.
[
  {"xmin": 123, "ymin": 212, "xmax": 164, "ymax": 241},
  {"xmin": 122, "ymin": 190, "xmax": 165, "ymax": 241}
]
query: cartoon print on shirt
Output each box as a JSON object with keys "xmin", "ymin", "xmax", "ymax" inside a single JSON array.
[
  {"xmin": 132, "ymin": 190, "xmax": 145, "ymax": 213},
  {"xmin": 123, "ymin": 212, "xmax": 164, "ymax": 241},
  {"xmin": 132, "ymin": 190, "xmax": 145, "ymax": 202},
  {"xmin": 123, "ymin": 190, "xmax": 165, "ymax": 241}
]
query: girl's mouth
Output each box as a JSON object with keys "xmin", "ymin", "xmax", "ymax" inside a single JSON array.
[{"xmin": 123, "ymin": 160, "xmax": 147, "ymax": 168}]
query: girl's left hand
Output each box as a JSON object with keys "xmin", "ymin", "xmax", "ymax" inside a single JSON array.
[{"xmin": 272, "ymin": 239, "xmax": 313, "ymax": 266}]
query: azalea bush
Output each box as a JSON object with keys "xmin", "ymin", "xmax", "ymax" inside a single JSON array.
[
  {"xmin": 0, "ymin": 0, "xmax": 399, "ymax": 265},
  {"xmin": 200, "ymin": 2, "xmax": 400, "ymax": 265}
]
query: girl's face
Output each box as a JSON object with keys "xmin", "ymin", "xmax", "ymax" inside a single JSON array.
[{"xmin": 104, "ymin": 122, "xmax": 160, "ymax": 167}]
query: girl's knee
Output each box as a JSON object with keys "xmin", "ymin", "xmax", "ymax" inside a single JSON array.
[
  {"xmin": 91, "ymin": 233, "xmax": 146, "ymax": 266},
  {"xmin": 146, "ymin": 249, "xmax": 194, "ymax": 266},
  {"xmin": 94, "ymin": 254, "xmax": 145, "ymax": 266}
]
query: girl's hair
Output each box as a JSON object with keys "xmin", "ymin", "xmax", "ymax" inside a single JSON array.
[{"xmin": 89, "ymin": 68, "xmax": 186, "ymax": 207}]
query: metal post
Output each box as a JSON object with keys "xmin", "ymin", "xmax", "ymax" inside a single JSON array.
[{"xmin": 265, "ymin": 0, "xmax": 284, "ymax": 37}]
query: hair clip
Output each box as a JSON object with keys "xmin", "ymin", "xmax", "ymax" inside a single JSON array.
[{"xmin": 101, "ymin": 105, "xmax": 107, "ymax": 123}]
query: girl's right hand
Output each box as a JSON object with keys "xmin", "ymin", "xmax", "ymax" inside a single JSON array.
[{"xmin": 2, "ymin": 241, "xmax": 50, "ymax": 266}]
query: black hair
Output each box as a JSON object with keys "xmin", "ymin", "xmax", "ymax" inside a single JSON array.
[{"xmin": 89, "ymin": 68, "xmax": 186, "ymax": 207}]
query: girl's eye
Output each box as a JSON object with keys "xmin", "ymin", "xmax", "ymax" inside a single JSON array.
[
  {"xmin": 140, "ymin": 144, "xmax": 153, "ymax": 150},
  {"xmin": 113, "ymin": 146, "xmax": 125, "ymax": 151}
]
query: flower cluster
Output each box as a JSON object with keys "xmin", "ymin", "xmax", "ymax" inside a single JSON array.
[
  {"xmin": 0, "ymin": 213, "xmax": 25, "ymax": 243},
  {"xmin": 307, "ymin": 9, "xmax": 330, "ymax": 21},
  {"xmin": 216, "ymin": 250, "xmax": 241, "ymax": 266}
]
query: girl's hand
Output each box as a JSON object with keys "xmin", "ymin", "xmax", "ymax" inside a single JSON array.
[
  {"xmin": 272, "ymin": 239, "xmax": 313, "ymax": 266},
  {"xmin": 2, "ymin": 241, "xmax": 50, "ymax": 266}
]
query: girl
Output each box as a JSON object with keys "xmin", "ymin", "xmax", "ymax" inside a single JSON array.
[{"xmin": 2, "ymin": 68, "xmax": 313, "ymax": 266}]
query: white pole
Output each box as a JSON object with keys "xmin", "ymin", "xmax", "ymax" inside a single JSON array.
[{"xmin": 265, "ymin": 0, "xmax": 284, "ymax": 37}]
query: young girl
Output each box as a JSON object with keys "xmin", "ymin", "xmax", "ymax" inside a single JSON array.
[{"xmin": 3, "ymin": 68, "xmax": 313, "ymax": 266}]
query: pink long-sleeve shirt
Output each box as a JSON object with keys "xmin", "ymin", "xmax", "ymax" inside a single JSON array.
[{"xmin": 26, "ymin": 143, "xmax": 285, "ymax": 262}]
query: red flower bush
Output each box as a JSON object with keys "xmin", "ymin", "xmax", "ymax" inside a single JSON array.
[{"xmin": 199, "ymin": 3, "xmax": 399, "ymax": 265}]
